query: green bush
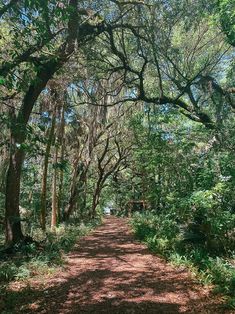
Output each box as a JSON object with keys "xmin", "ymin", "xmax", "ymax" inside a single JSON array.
[
  {"xmin": 131, "ymin": 211, "xmax": 235, "ymax": 306},
  {"xmin": 0, "ymin": 219, "xmax": 101, "ymax": 283},
  {"xmin": 0, "ymin": 263, "xmax": 19, "ymax": 282},
  {"xmin": 175, "ymin": 184, "xmax": 235, "ymax": 253}
]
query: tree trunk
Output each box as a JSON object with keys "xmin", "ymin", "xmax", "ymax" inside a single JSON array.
[
  {"xmin": 5, "ymin": 148, "xmax": 24, "ymax": 245},
  {"xmin": 57, "ymin": 104, "xmax": 65, "ymax": 223},
  {"xmin": 91, "ymin": 191, "xmax": 100, "ymax": 218},
  {"xmin": 79, "ymin": 168, "xmax": 87, "ymax": 218},
  {"xmin": 4, "ymin": 71, "xmax": 57, "ymax": 245},
  {"xmin": 63, "ymin": 158, "xmax": 80, "ymax": 221},
  {"xmin": 63, "ymin": 158, "xmax": 89, "ymax": 221},
  {"xmin": 51, "ymin": 145, "xmax": 58, "ymax": 230},
  {"xmin": 57, "ymin": 147, "xmax": 64, "ymax": 223},
  {"xmin": 40, "ymin": 105, "xmax": 56, "ymax": 230},
  {"xmin": 4, "ymin": 0, "xmax": 80, "ymax": 244},
  {"xmin": 91, "ymin": 177, "xmax": 103, "ymax": 218}
]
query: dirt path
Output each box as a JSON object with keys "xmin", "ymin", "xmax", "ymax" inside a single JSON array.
[{"xmin": 6, "ymin": 217, "xmax": 231, "ymax": 313}]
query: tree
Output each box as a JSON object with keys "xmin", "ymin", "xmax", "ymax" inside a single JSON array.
[
  {"xmin": 1, "ymin": 0, "xmax": 107, "ymax": 245},
  {"xmin": 0, "ymin": 0, "xmax": 234, "ymax": 248}
]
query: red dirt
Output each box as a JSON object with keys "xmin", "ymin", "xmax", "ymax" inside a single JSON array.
[{"xmin": 4, "ymin": 217, "xmax": 233, "ymax": 313}]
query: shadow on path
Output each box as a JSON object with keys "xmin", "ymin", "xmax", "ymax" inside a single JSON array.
[{"xmin": 2, "ymin": 217, "xmax": 227, "ymax": 313}]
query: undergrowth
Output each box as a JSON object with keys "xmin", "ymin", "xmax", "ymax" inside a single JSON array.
[
  {"xmin": 131, "ymin": 212, "xmax": 235, "ymax": 309},
  {"xmin": 0, "ymin": 219, "xmax": 101, "ymax": 284}
]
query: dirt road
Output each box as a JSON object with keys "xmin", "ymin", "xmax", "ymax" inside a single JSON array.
[{"xmin": 7, "ymin": 216, "xmax": 229, "ymax": 313}]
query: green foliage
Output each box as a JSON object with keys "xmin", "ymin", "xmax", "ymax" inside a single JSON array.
[
  {"xmin": 180, "ymin": 186, "xmax": 234, "ymax": 251},
  {"xmin": 0, "ymin": 219, "xmax": 100, "ymax": 284},
  {"xmin": 0, "ymin": 0, "xmax": 234, "ymax": 310},
  {"xmin": 0, "ymin": 263, "xmax": 19, "ymax": 282},
  {"xmin": 131, "ymin": 212, "xmax": 235, "ymax": 305},
  {"xmin": 217, "ymin": 0, "xmax": 235, "ymax": 46},
  {"xmin": 131, "ymin": 212, "xmax": 180, "ymax": 253}
]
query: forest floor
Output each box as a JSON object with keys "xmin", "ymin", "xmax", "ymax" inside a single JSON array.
[{"xmin": 2, "ymin": 216, "xmax": 233, "ymax": 313}]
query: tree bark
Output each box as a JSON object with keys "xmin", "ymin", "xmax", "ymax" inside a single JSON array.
[
  {"xmin": 5, "ymin": 147, "xmax": 25, "ymax": 244},
  {"xmin": 91, "ymin": 177, "xmax": 103, "ymax": 218},
  {"xmin": 51, "ymin": 144, "xmax": 58, "ymax": 230},
  {"xmin": 5, "ymin": 64, "xmax": 58, "ymax": 245},
  {"xmin": 63, "ymin": 158, "xmax": 80, "ymax": 221},
  {"xmin": 63, "ymin": 157, "xmax": 89, "ymax": 221},
  {"xmin": 57, "ymin": 104, "xmax": 65, "ymax": 223},
  {"xmin": 40, "ymin": 103, "xmax": 56, "ymax": 230}
]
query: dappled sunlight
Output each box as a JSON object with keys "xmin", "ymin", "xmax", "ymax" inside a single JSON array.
[
  {"xmin": 3, "ymin": 217, "xmax": 227, "ymax": 313},
  {"xmin": 0, "ymin": 1, "xmax": 234, "ymax": 312}
]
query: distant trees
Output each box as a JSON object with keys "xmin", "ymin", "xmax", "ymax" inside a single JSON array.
[
  {"xmin": 2, "ymin": 0, "xmax": 81, "ymax": 245},
  {"xmin": 0, "ymin": 0, "xmax": 132, "ymax": 245},
  {"xmin": 0, "ymin": 0, "xmax": 234, "ymax": 247}
]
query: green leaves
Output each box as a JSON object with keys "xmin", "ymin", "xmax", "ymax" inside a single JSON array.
[
  {"xmin": 0, "ymin": 76, "xmax": 5, "ymax": 85},
  {"xmin": 217, "ymin": 0, "xmax": 235, "ymax": 46}
]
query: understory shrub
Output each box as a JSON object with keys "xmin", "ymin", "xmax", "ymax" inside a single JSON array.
[
  {"xmin": 131, "ymin": 211, "xmax": 235, "ymax": 306},
  {"xmin": 0, "ymin": 218, "xmax": 101, "ymax": 283}
]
